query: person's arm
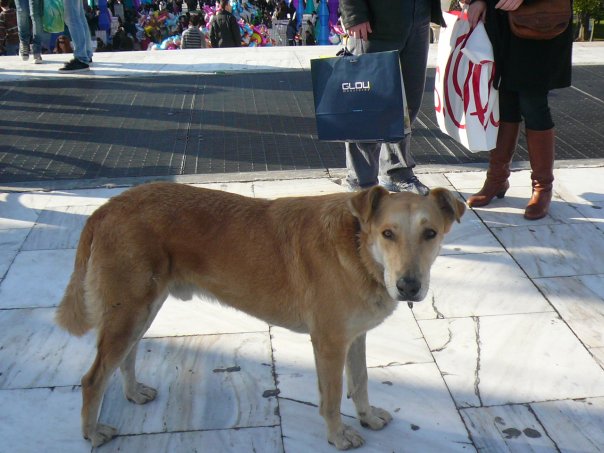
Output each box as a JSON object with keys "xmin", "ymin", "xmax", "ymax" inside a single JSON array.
[
  {"xmin": 209, "ymin": 19, "xmax": 218, "ymax": 47},
  {"xmin": 339, "ymin": 0, "xmax": 371, "ymax": 40},
  {"xmin": 230, "ymin": 15, "xmax": 242, "ymax": 47}
]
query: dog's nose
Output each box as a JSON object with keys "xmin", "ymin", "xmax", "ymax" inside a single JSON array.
[{"xmin": 396, "ymin": 276, "xmax": 421, "ymax": 300}]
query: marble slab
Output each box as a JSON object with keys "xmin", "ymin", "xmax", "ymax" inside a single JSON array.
[
  {"xmin": 145, "ymin": 294, "xmax": 269, "ymax": 338},
  {"xmin": 0, "ymin": 249, "xmax": 75, "ymax": 309},
  {"xmin": 460, "ymin": 404, "xmax": 558, "ymax": 451},
  {"xmin": 420, "ymin": 312, "xmax": 604, "ymax": 408},
  {"xmin": 572, "ymin": 200, "xmax": 604, "ymax": 224},
  {"xmin": 0, "ymin": 227, "xmax": 30, "ymax": 252},
  {"xmin": 413, "ymin": 251, "xmax": 552, "ymax": 320},
  {"xmin": 191, "ymin": 182, "xmax": 255, "ymax": 197},
  {"xmin": 460, "ymin": 185, "xmax": 583, "ymax": 228},
  {"xmin": 279, "ymin": 363, "xmax": 473, "ymax": 453},
  {"xmin": 440, "ymin": 209, "xmax": 504, "ymax": 256},
  {"xmin": 0, "ymin": 386, "xmax": 91, "ymax": 453},
  {"xmin": 99, "ymin": 333, "xmax": 278, "ymax": 434},
  {"xmin": 0, "ymin": 249, "xmax": 17, "ymax": 282},
  {"xmin": 446, "ymin": 169, "xmax": 531, "ymax": 191},
  {"xmin": 39, "ymin": 187, "xmax": 126, "ymax": 208},
  {"xmin": 272, "ymin": 306, "xmax": 432, "ymax": 388},
  {"xmin": 591, "ymin": 347, "xmax": 604, "ymax": 368},
  {"xmin": 252, "ymin": 178, "xmax": 341, "ymax": 199},
  {"xmin": 491, "ymin": 223, "xmax": 604, "ymax": 278},
  {"xmin": 0, "ymin": 192, "xmax": 42, "ymax": 229},
  {"xmin": 554, "ymin": 167, "xmax": 604, "ymax": 204},
  {"xmin": 530, "ymin": 397, "xmax": 604, "ymax": 453},
  {"xmin": 95, "ymin": 427, "xmax": 284, "ymax": 453},
  {"xmin": 0, "ymin": 307, "xmax": 96, "ymax": 389},
  {"xmin": 21, "ymin": 204, "xmax": 97, "ymax": 251},
  {"xmin": 534, "ymin": 274, "xmax": 604, "ymax": 348}
]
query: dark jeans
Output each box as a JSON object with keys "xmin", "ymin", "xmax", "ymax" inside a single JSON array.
[
  {"xmin": 344, "ymin": 0, "xmax": 431, "ymax": 187},
  {"xmin": 499, "ymin": 88, "xmax": 554, "ymax": 131}
]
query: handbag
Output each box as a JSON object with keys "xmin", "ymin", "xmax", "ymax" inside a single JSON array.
[
  {"xmin": 434, "ymin": 11, "xmax": 499, "ymax": 152},
  {"xmin": 43, "ymin": 0, "xmax": 65, "ymax": 34},
  {"xmin": 310, "ymin": 49, "xmax": 410, "ymax": 142},
  {"xmin": 508, "ymin": 0, "xmax": 571, "ymax": 40}
]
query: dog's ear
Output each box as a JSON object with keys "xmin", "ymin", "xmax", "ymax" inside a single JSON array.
[
  {"xmin": 429, "ymin": 188, "xmax": 466, "ymax": 232},
  {"xmin": 348, "ymin": 185, "xmax": 389, "ymax": 225}
]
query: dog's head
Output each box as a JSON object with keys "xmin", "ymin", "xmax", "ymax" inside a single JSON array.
[{"xmin": 348, "ymin": 186, "xmax": 465, "ymax": 302}]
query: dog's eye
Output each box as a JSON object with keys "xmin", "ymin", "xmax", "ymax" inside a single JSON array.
[
  {"xmin": 424, "ymin": 229, "xmax": 437, "ymax": 240},
  {"xmin": 382, "ymin": 229, "xmax": 394, "ymax": 240}
]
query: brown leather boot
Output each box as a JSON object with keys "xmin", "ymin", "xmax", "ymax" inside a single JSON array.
[
  {"xmin": 467, "ymin": 122, "xmax": 521, "ymax": 207},
  {"xmin": 524, "ymin": 128, "xmax": 555, "ymax": 220}
]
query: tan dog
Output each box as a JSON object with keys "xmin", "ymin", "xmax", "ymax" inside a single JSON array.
[{"xmin": 56, "ymin": 182, "xmax": 465, "ymax": 450}]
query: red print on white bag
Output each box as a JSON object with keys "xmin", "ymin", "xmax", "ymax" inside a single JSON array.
[{"xmin": 435, "ymin": 28, "xmax": 499, "ymax": 131}]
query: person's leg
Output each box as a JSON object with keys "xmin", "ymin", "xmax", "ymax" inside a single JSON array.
[
  {"xmin": 467, "ymin": 88, "xmax": 522, "ymax": 207},
  {"xmin": 14, "ymin": 0, "xmax": 31, "ymax": 59},
  {"xmin": 63, "ymin": 0, "xmax": 91, "ymax": 64},
  {"xmin": 520, "ymin": 91, "xmax": 555, "ymax": 220},
  {"xmin": 29, "ymin": 0, "xmax": 44, "ymax": 58},
  {"xmin": 344, "ymin": 142, "xmax": 380, "ymax": 190},
  {"xmin": 377, "ymin": 0, "xmax": 431, "ymax": 194},
  {"xmin": 342, "ymin": 36, "xmax": 381, "ymax": 190}
]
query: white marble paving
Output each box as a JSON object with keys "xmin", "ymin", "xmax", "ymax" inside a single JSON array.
[
  {"xmin": 2, "ymin": 163, "xmax": 604, "ymax": 451},
  {"xmin": 459, "ymin": 185, "xmax": 584, "ymax": 228},
  {"xmin": 99, "ymin": 333, "xmax": 278, "ymax": 434},
  {"xmin": 95, "ymin": 427, "xmax": 284, "ymax": 453},
  {"xmin": 534, "ymin": 274, "xmax": 604, "ymax": 348},
  {"xmin": 279, "ymin": 363, "xmax": 473, "ymax": 453},
  {"xmin": 22, "ymin": 204, "xmax": 97, "ymax": 251},
  {"xmin": 531, "ymin": 397, "xmax": 604, "ymax": 453},
  {"xmin": 145, "ymin": 294, "xmax": 269, "ymax": 338},
  {"xmin": 420, "ymin": 312, "xmax": 604, "ymax": 408},
  {"xmin": 413, "ymin": 251, "xmax": 552, "ymax": 320},
  {"xmin": 492, "ymin": 223, "xmax": 604, "ymax": 278},
  {"xmin": 0, "ymin": 249, "xmax": 75, "ymax": 309},
  {"xmin": 460, "ymin": 404, "xmax": 558, "ymax": 451},
  {"xmin": 0, "ymin": 386, "xmax": 90, "ymax": 453}
]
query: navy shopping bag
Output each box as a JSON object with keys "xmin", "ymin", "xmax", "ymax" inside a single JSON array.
[{"xmin": 311, "ymin": 50, "xmax": 410, "ymax": 142}]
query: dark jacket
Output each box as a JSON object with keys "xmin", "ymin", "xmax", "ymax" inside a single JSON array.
[
  {"xmin": 479, "ymin": 0, "xmax": 572, "ymax": 92},
  {"xmin": 209, "ymin": 10, "xmax": 241, "ymax": 48},
  {"xmin": 339, "ymin": 0, "xmax": 446, "ymax": 43}
]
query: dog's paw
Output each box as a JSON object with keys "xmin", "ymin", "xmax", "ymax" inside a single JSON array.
[
  {"xmin": 86, "ymin": 423, "xmax": 117, "ymax": 447},
  {"xmin": 359, "ymin": 406, "xmax": 393, "ymax": 430},
  {"xmin": 126, "ymin": 382, "xmax": 158, "ymax": 404},
  {"xmin": 328, "ymin": 424, "xmax": 365, "ymax": 450}
]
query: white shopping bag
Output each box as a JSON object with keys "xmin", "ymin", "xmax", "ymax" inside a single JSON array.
[{"xmin": 434, "ymin": 11, "xmax": 499, "ymax": 152}]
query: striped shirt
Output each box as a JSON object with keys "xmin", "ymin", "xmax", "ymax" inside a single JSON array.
[
  {"xmin": 181, "ymin": 27, "xmax": 205, "ymax": 49},
  {"xmin": 0, "ymin": 8, "xmax": 19, "ymax": 48}
]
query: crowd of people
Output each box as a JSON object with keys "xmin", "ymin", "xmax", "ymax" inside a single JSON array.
[{"xmin": 0, "ymin": 0, "xmax": 319, "ymax": 60}]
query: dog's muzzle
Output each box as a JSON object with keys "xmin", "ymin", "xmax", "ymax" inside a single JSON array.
[{"xmin": 396, "ymin": 276, "xmax": 422, "ymax": 302}]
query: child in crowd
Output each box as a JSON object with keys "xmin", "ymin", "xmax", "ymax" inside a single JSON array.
[
  {"xmin": 0, "ymin": 0, "xmax": 19, "ymax": 56},
  {"xmin": 180, "ymin": 12, "xmax": 205, "ymax": 48}
]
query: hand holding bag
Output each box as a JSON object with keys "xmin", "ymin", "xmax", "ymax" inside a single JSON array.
[
  {"xmin": 311, "ymin": 49, "xmax": 410, "ymax": 142},
  {"xmin": 434, "ymin": 11, "xmax": 499, "ymax": 152}
]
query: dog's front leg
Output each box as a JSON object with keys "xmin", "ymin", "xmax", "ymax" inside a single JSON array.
[
  {"xmin": 312, "ymin": 334, "xmax": 364, "ymax": 450},
  {"xmin": 346, "ymin": 333, "xmax": 392, "ymax": 430}
]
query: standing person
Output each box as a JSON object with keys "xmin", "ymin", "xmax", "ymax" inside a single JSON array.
[
  {"xmin": 14, "ymin": 0, "xmax": 43, "ymax": 62},
  {"xmin": 61, "ymin": 0, "xmax": 94, "ymax": 71},
  {"xmin": 466, "ymin": 0, "xmax": 572, "ymax": 220},
  {"xmin": 181, "ymin": 12, "xmax": 205, "ymax": 48},
  {"xmin": 0, "ymin": 0, "xmax": 19, "ymax": 56},
  {"xmin": 338, "ymin": 0, "xmax": 445, "ymax": 194},
  {"xmin": 209, "ymin": 0, "xmax": 241, "ymax": 48}
]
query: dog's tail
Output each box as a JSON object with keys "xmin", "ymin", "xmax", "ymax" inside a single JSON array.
[{"xmin": 55, "ymin": 217, "xmax": 95, "ymax": 336}]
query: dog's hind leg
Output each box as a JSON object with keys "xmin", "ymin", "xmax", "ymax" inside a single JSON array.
[
  {"xmin": 345, "ymin": 333, "xmax": 392, "ymax": 431},
  {"xmin": 312, "ymin": 334, "xmax": 365, "ymax": 450},
  {"xmin": 120, "ymin": 341, "xmax": 158, "ymax": 404},
  {"xmin": 81, "ymin": 291, "xmax": 164, "ymax": 447}
]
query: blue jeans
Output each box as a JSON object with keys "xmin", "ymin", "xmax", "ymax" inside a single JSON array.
[
  {"xmin": 344, "ymin": 0, "xmax": 431, "ymax": 186},
  {"xmin": 3, "ymin": 43, "xmax": 19, "ymax": 55},
  {"xmin": 64, "ymin": 0, "xmax": 92, "ymax": 63},
  {"xmin": 15, "ymin": 0, "xmax": 43, "ymax": 55}
]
